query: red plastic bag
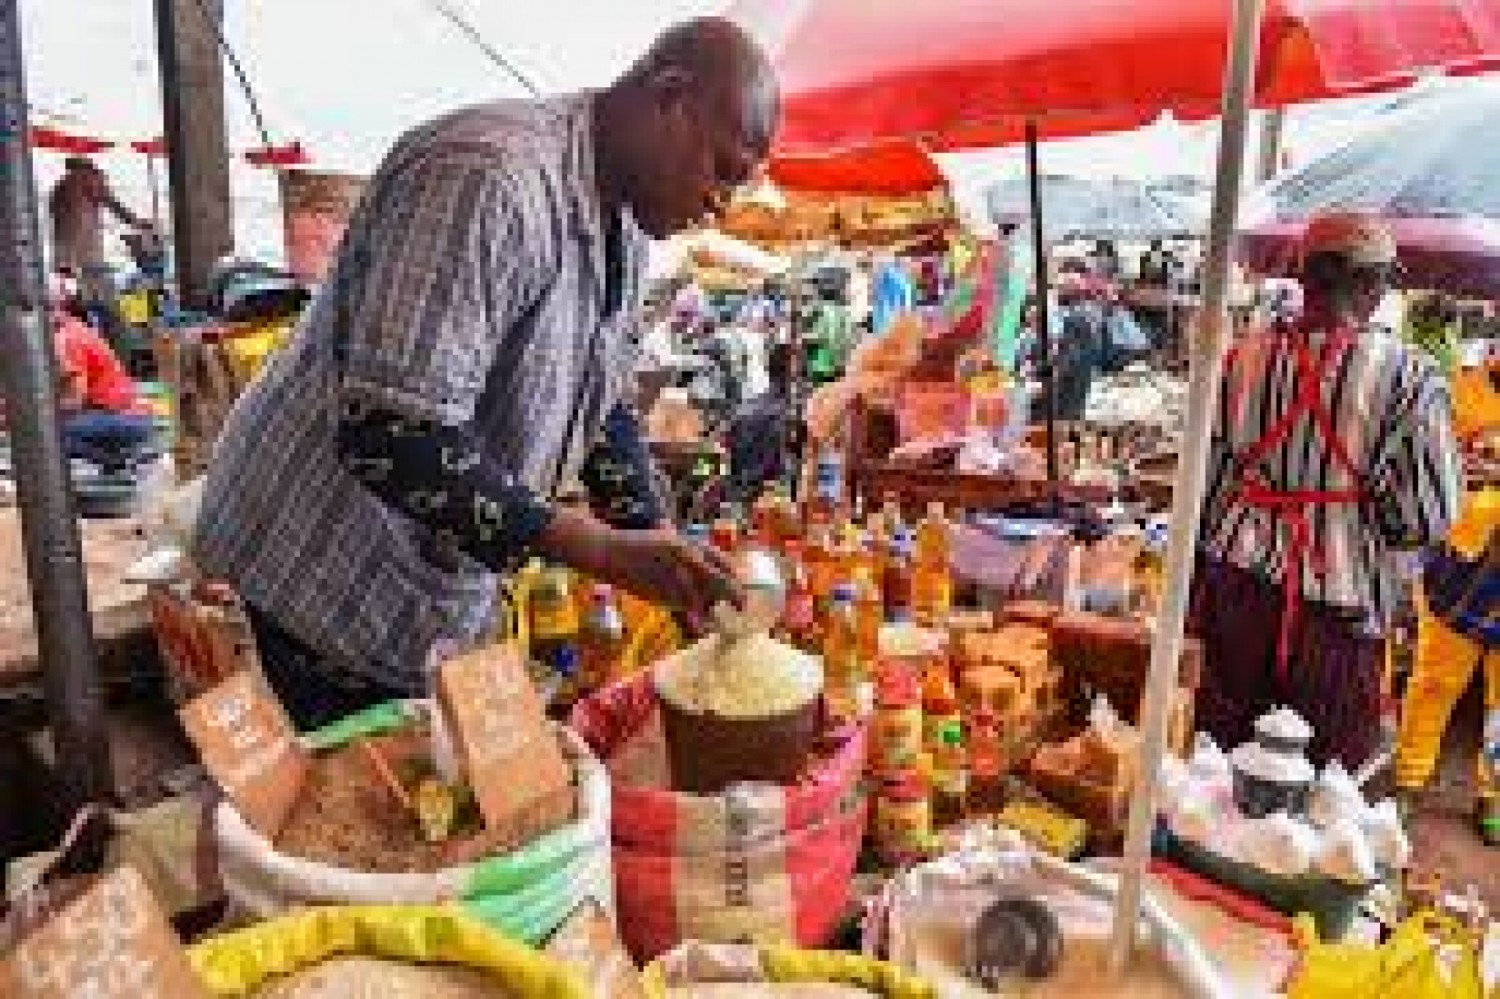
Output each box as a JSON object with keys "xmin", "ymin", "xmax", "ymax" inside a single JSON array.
[{"xmin": 570, "ymin": 674, "xmax": 869, "ymax": 963}]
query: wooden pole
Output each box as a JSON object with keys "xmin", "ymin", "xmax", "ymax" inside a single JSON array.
[
  {"xmin": 1108, "ymin": 0, "xmax": 1267, "ymax": 973},
  {"xmin": 155, "ymin": 0, "xmax": 233, "ymax": 311},
  {"xmin": 0, "ymin": 0, "xmax": 114, "ymax": 832}
]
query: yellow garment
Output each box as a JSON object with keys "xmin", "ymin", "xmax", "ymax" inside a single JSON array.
[
  {"xmin": 1286, "ymin": 912, "xmax": 1488, "ymax": 999},
  {"xmin": 1452, "ymin": 363, "xmax": 1499, "ymax": 444},
  {"xmin": 1395, "ymin": 493, "xmax": 1499, "ymax": 796},
  {"xmin": 188, "ymin": 904, "xmax": 586, "ymax": 997}
]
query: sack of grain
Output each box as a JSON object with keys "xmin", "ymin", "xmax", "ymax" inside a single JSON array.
[
  {"xmin": 642, "ymin": 942, "xmax": 934, "ymax": 998},
  {"xmin": 571, "ymin": 674, "xmax": 868, "ymax": 963},
  {"xmin": 215, "ymin": 702, "xmax": 612, "ymax": 946},
  {"xmin": 188, "ymin": 904, "xmax": 586, "ymax": 998}
]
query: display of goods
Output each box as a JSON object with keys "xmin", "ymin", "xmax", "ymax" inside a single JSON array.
[
  {"xmin": 571, "ymin": 674, "xmax": 869, "ymax": 962},
  {"xmin": 214, "ymin": 702, "xmax": 612, "ymax": 945},
  {"xmin": 1285, "ymin": 911, "xmax": 1489, "ymax": 998},
  {"xmin": 653, "ymin": 631, "xmax": 824, "ymax": 793},
  {"xmin": 643, "ymin": 942, "xmax": 934, "ymax": 998},
  {"xmin": 189, "ymin": 905, "xmax": 585, "ymax": 998}
]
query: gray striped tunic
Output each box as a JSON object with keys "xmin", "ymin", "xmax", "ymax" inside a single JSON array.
[
  {"xmin": 1201, "ymin": 323, "xmax": 1463, "ymax": 632},
  {"xmin": 193, "ymin": 93, "xmax": 646, "ymax": 691}
]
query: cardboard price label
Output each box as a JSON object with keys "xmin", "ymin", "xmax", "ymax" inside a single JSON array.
[
  {"xmin": 148, "ymin": 585, "xmax": 262, "ymax": 700},
  {"xmin": 437, "ymin": 645, "xmax": 570, "ymax": 832},
  {"xmin": 179, "ymin": 670, "xmax": 309, "ymax": 837},
  {"xmin": 0, "ymin": 867, "xmax": 209, "ymax": 999}
]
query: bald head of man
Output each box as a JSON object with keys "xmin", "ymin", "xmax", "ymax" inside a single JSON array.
[{"xmin": 595, "ymin": 17, "xmax": 779, "ymax": 239}]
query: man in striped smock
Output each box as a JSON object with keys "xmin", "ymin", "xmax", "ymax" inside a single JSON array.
[
  {"xmin": 193, "ymin": 19, "xmax": 776, "ymax": 728},
  {"xmin": 1192, "ymin": 213, "xmax": 1463, "ymax": 769}
]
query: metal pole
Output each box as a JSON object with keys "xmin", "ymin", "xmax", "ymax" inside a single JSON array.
[
  {"xmin": 155, "ymin": 0, "xmax": 232, "ymax": 311},
  {"xmin": 1256, "ymin": 107, "xmax": 1286, "ymax": 183},
  {"xmin": 1025, "ymin": 119, "xmax": 1059, "ymax": 484},
  {"xmin": 0, "ymin": 0, "xmax": 114, "ymax": 817},
  {"xmin": 1108, "ymin": 0, "xmax": 1267, "ymax": 973}
]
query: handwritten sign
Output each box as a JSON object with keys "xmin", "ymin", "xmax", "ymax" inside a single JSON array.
[
  {"xmin": 897, "ymin": 380, "xmax": 972, "ymax": 444},
  {"xmin": 178, "ymin": 670, "xmax": 309, "ymax": 837},
  {"xmin": 0, "ymin": 867, "xmax": 209, "ymax": 999},
  {"xmin": 436, "ymin": 645, "xmax": 570, "ymax": 834}
]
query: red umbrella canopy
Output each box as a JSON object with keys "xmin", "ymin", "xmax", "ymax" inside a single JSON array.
[
  {"xmin": 29, "ymin": 125, "xmax": 113, "ymax": 155},
  {"xmin": 769, "ymin": 138, "xmax": 944, "ymax": 194},
  {"xmin": 735, "ymin": 0, "xmax": 1500, "ymax": 152}
]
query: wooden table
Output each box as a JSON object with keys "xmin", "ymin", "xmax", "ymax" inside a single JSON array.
[
  {"xmin": 0, "ymin": 510, "xmax": 152, "ymax": 695},
  {"xmin": 854, "ymin": 463, "xmax": 1115, "ymax": 519}
]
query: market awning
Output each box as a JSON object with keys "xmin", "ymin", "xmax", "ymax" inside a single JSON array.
[
  {"xmin": 734, "ymin": 0, "xmax": 1500, "ymax": 152},
  {"xmin": 769, "ymin": 139, "xmax": 944, "ymax": 195}
]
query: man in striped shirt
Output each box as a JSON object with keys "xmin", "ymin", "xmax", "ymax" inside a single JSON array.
[
  {"xmin": 193, "ymin": 19, "xmax": 776, "ymax": 727},
  {"xmin": 1192, "ymin": 213, "xmax": 1462, "ymax": 769}
]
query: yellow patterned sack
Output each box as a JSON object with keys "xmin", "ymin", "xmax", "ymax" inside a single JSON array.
[
  {"xmin": 1285, "ymin": 912, "xmax": 1489, "ymax": 999},
  {"xmin": 188, "ymin": 904, "xmax": 586, "ymax": 997},
  {"xmin": 643, "ymin": 943, "xmax": 935, "ymax": 998}
]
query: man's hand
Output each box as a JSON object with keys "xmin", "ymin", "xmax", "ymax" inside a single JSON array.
[{"xmin": 537, "ymin": 507, "xmax": 742, "ymax": 620}]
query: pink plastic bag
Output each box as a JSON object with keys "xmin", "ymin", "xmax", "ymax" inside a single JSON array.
[{"xmin": 570, "ymin": 674, "xmax": 868, "ymax": 962}]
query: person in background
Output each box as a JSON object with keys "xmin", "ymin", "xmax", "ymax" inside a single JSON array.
[
  {"xmin": 1402, "ymin": 291, "xmax": 1461, "ymax": 375},
  {"xmin": 48, "ymin": 157, "xmax": 151, "ymax": 347},
  {"xmin": 1193, "ymin": 213, "xmax": 1462, "ymax": 769},
  {"xmin": 847, "ymin": 256, "xmax": 873, "ymax": 334},
  {"xmin": 805, "ymin": 281, "xmax": 855, "ymax": 385},
  {"xmin": 725, "ymin": 341, "xmax": 800, "ymax": 504},
  {"xmin": 39, "ymin": 275, "xmax": 157, "ymax": 474},
  {"xmin": 1138, "ymin": 239, "xmax": 1174, "ymax": 288},
  {"xmin": 1039, "ymin": 272, "xmax": 1106, "ymax": 422},
  {"xmin": 871, "ymin": 252, "xmax": 914, "ymax": 335},
  {"xmin": 1395, "ymin": 338, "xmax": 1498, "ymax": 844},
  {"xmin": 193, "ymin": 18, "xmax": 772, "ymax": 727},
  {"xmin": 1086, "ymin": 239, "xmax": 1121, "ymax": 281}
]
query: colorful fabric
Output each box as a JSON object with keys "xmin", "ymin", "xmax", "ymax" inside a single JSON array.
[
  {"xmin": 570, "ymin": 673, "xmax": 869, "ymax": 962},
  {"xmin": 1190, "ymin": 555, "xmax": 1385, "ymax": 770},
  {"xmin": 53, "ymin": 308, "xmax": 142, "ymax": 413},
  {"xmin": 1201, "ymin": 321, "xmax": 1462, "ymax": 631},
  {"xmin": 193, "ymin": 94, "xmax": 647, "ymax": 692}
]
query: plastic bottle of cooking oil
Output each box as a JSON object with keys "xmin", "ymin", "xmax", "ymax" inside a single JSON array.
[
  {"xmin": 883, "ymin": 527, "xmax": 916, "ymax": 621},
  {"xmin": 913, "ymin": 501, "xmax": 954, "ymax": 626},
  {"xmin": 931, "ymin": 722, "xmax": 969, "ymax": 829},
  {"xmin": 805, "ymin": 452, "xmax": 844, "ymax": 530},
  {"xmin": 823, "ymin": 582, "xmax": 862, "ymax": 721},
  {"xmin": 851, "ymin": 566, "xmax": 884, "ymax": 666},
  {"xmin": 578, "ymin": 583, "xmax": 627, "ymax": 693},
  {"xmin": 804, "ymin": 525, "xmax": 839, "ymax": 612}
]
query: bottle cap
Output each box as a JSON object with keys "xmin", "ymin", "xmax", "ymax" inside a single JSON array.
[
  {"xmin": 552, "ymin": 646, "xmax": 580, "ymax": 677},
  {"xmin": 684, "ymin": 523, "xmax": 709, "ymax": 543},
  {"xmin": 940, "ymin": 723, "xmax": 964, "ymax": 746},
  {"xmin": 830, "ymin": 582, "xmax": 857, "ymax": 602}
]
